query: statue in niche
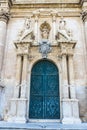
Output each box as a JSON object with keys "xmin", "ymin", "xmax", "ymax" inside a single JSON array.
[
  {"xmin": 56, "ymin": 17, "xmax": 73, "ymax": 41},
  {"xmin": 39, "ymin": 21, "xmax": 51, "ymax": 58},
  {"xmin": 17, "ymin": 17, "xmax": 34, "ymax": 41},
  {"xmin": 40, "ymin": 21, "xmax": 51, "ymax": 39}
]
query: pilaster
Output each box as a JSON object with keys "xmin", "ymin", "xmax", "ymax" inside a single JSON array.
[
  {"xmin": 0, "ymin": 10, "xmax": 10, "ymax": 78},
  {"xmin": 81, "ymin": 1, "xmax": 87, "ymax": 85}
]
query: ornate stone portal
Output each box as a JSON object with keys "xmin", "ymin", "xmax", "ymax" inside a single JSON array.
[{"xmin": 7, "ymin": 15, "xmax": 81, "ymax": 124}]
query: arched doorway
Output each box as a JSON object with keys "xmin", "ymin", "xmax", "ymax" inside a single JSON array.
[{"xmin": 29, "ymin": 60, "xmax": 60, "ymax": 119}]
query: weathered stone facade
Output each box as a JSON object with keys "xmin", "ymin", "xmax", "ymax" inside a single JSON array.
[{"xmin": 0, "ymin": 0, "xmax": 87, "ymax": 124}]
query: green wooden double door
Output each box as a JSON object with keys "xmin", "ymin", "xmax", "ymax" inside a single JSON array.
[{"xmin": 29, "ymin": 60, "xmax": 60, "ymax": 119}]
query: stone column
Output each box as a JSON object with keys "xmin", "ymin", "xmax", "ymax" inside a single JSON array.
[
  {"xmin": 52, "ymin": 14, "xmax": 56, "ymax": 42},
  {"xmin": 0, "ymin": 11, "xmax": 9, "ymax": 77},
  {"xmin": 82, "ymin": 10, "xmax": 87, "ymax": 81},
  {"xmin": 68, "ymin": 54, "xmax": 76, "ymax": 99},
  {"xmin": 14, "ymin": 55, "xmax": 22, "ymax": 98},
  {"xmin": 62, "ymin": 54, "xmax": 69, "ymax": 98},
  {"xmin": 21, "ymin": 54, "xmax": 28, "ymax": 98}
]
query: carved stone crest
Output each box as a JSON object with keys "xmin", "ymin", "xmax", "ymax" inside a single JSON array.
[{"xmin": 39, "ymin": 39, "xmax": 51, "ymax": 58}]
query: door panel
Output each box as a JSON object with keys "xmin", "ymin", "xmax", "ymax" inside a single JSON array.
[
  {"xmin": 45, "ymin": 97, "xmax": 60, "ymax": 119},
  {"xmin": 46, "ymin": 75, "xmax": 59, "ymax": 96},
  {"xmin": 31, "ymin": 75, "xmax": 43, "ymax": 95},
  {"xmin": 29, "ymin": 96, "xmax": 43, "ymax": 119},
  {"xmin": 29, "ymin": 60, "xmax": 60, "ymax": 119}
]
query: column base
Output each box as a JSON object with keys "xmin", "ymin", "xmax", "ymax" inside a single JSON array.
[{"xmin": 62, "ymin": 98, "xmax": 81, "ymax": 124}]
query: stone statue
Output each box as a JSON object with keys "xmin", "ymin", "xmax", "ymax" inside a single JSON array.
[
  {"xmin": 56, "ymin": 17, "xmax": 73, "ymax": 41},
  {"xmin": 17, "ymin": 17, "xmax": 34, "ymax": 41},
  {"xmin": 40, "ymin": 21, "xmax": 51, "ymax": 40}
]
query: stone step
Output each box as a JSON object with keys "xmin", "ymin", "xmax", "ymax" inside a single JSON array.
[{"xmin": 0, "ymin": 122, "xmax": 87, "ymax": 130}]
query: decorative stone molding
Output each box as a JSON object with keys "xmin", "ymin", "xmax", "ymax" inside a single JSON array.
[
  {"xmin": 33, "ymin": 9, "xmax": 58, "ymax": 17},
  {"xmin": 0, "ymin": 9, "xmax": 10, "ymax": 23}
]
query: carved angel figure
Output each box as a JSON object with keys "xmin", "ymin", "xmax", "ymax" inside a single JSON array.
[
  {"xmin": 57, "ymin": 17, "xmax": 73, "ymax": 41},
  {"xmin": 18, "ymin": 17, "xmax": 33, "ymax": 41}
]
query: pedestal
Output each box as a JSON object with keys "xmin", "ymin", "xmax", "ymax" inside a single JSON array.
[
  {"xmin": 7, "ymin": 98, "xmax": 27, "ymax": 123},
  {"xmin": 62, "ymin": 99, "xmax": 81, "ymax": 124}
]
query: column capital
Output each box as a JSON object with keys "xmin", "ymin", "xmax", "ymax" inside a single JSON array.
[
  {"xmin": 0, "ymin": 9, "xmax": 10, "ymax": 23},
  {"xmin": 81, "ymin": 10, "xmax": 87, "ymax": 22}
]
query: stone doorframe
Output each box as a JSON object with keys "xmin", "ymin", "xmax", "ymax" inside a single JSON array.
[{"xmin": 7, "ymin": 39, "xmax": 81, "ymax": 124}]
